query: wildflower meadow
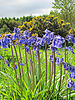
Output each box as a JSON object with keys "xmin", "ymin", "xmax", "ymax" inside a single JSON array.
[{"xmin": 0, "ymin": 16, "xmax": 75, "ymax": 100}]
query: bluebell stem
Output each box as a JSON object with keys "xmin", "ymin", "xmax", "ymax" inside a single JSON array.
[
  {"xmin": 52, "ymin": 50, "xmax": 56, "ymax": 93},
  {"xmin": 10, "ymin": 45, "xmax": 20, "ymax": 92},
  {"xmin": 49, "ymin": 58, "xmax": 52, "ymax": 89},
  {"xmin": 12, "ymin": 41, "xmax": 23, "ymax": 96},
  {"xmin": 45, "ymin": 42, "xmax": 47, "ymax": 85},
  {"xmin": 32, "ymin": 46, "xmax": 35, "ymax": 90},
  {"xmin": 29, "ymin": 46, "xmax": 34, "ymax": 91},
  {"xmin": 18, "ymin": 41, "xmax": 25, "ymax": 81},
  {"xmin": 25, "ymin": 45, "xmax": 31, "ymax": 90},
  {"xmin": 37, "ymin": 50, "xmax": 41, "ymax": 91}
]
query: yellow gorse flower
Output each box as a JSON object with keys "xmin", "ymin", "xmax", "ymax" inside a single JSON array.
[
  {"xmin": 66, "ymin": 22, "xmax": 70, "ymax": 25},
  {"xmin": 30, "ymin": 27, "xmax": 33, "ymax": 31},
  {"xmin": 54, "ymin": 17, "xmax": 58, "ymax": 20},
  {"xmin": 2, "ymin": 34, "xmax": 5, "ymax": 38},
  {"xmin": 32, "ymin": 33, "xmax": 35, "ymax": 36},
  {"xmin": 20, "ymin": 30, "xmax": 24, "ymax": 33},
  {"xmin": 62, "ymin": 23, "xmax": 65, "ymax": 26},
  {"xmin": 35, "ymin": 33, "xmax": 37, "ymax": 36},
  {"xmin": 60, "ymin": 20, "xmax": 64, "ymax": 23},
  {"xmin": 11, "ymin": 33, "xmax": 15, "ymax": 36},
  {"xmin": 50, "ymin": 15, "xmax": 54, "ymax": 18},
  {"xmin": 32, "ymin": 33, "xmax": 37, "ymax": 37}
]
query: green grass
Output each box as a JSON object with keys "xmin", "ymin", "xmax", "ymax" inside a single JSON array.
[{"xmin": 0, "ymin": 46, "xmax": 75, "ymax": 99}]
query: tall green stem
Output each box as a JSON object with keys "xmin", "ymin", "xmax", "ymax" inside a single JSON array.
[
  {"xmin": 45, "ymin": 42, "xmax": 47, "ymax": 85},
  {"xmin": 25, "ymin": 45, "xmax": 30, "ymax": 90},
  {"xmin": 29, "ymin": 46, "xmax": 34, "ymax": 91},
  {"xmin": 64, "ymin": 40, "xmax": 66, "ymax": 74},
  {"xmin": 11, "ymin": 45, "xmax": 20, "ymax": 91},
  {"xmin": 58, "ymin": 63, "xmax": 62, "ymax": 98},
  {"xmin": 52, "ymin": 51, "xmax": 56, "ymax": 92},
  {"xmin": 49, "ymin": 61, "xmax": 52, "ymax": 89},
  {"xmin": 18, "ymin": 42, "xmax": 24, "ymax": 81},
  {"xmin": 32, "ymin": 46, "xmax": 35, "ymax": 91},
  {"xmin": 37, "ymin": 50, "xmax": 41, "ymax": 91},
  {"xmin": 13, "ymin": 44, "xmax": 22, "ymax": 96}
]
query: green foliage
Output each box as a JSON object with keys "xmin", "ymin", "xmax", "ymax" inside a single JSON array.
[
  {"xmin": 52, "ymin": 0, "xmax": 75, "ymax": 27},
  {"xmin": 0, "ymin": 24, "xmax": 11, "ymax": 34},
  {"xmin": 0, "ymin": 15, "xmax": 33, "ymax": 34}
]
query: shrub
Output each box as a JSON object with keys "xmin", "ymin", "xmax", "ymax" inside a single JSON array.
[{"xmin": 18, "ymin": 15, "xmax": 75, "ymax": 37}]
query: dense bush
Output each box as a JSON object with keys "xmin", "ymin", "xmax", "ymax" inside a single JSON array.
[
  {"xmin": 0, "ymin": 16, "xmax": 33, "ymax": 34},
  {"xmin": 18, "ymin": 15, "xmax": 75, "ymax": 37}
]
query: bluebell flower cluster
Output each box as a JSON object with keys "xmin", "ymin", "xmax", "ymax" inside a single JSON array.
[
  {"xmin": 62, "ymin": 62, "xmax": 75, "ymax": 90},
  {"xmin": 49, "ymin": 55, "xmax": 64, "ymax": 65},
  {"xmin": 68, "ymin": 46, "xmax": 75, "ymax": 54},
  {"xmin": 62, "ymin": 62, "xmax": 75, "ymax": 73},
  {"xmin": 0, "ymin": 27, "xmax": 75, "ymax": 91},
  {"xmin": 67, "ymin": 79, "xmax": 75, "ymax": 90},
  {"xmin": 66, "ymin": 34, "xmax": 75, "ymax": 43},
  {"xmin": 50, "ymin": 35, "xmax": 65, "ymax": 52}
]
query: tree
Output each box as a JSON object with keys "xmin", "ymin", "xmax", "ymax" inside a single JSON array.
[
  {"xmin": 52, "ymin": 0, "xmax": 75, "ymax": 26},
  {"xmin": 0, "ymin": 24, "xmax": 11, "ymax": 34}
]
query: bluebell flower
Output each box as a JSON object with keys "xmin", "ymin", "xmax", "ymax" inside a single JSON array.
[
  {"xmin": 66, "ymin": 34, "xmax": 75, "ymax": 43},
  {"xmin": 19, "ymin": 39, "xmax": 25, "ymax": 46},
  {"xmin": 68, "ymin": 46, "xmax": 74, "ymax": 51},
  {"xmin": 50, "ymin": 44, "xmax": 58, "ymax": 52},
  {"xmin": 0, "ymin": 55, "xmax": 3, "ymax": 59},
  {"xmin": 1, "ymin": 40, "xmax": 7, "ymax": 48},
  {"xmin": 13, "ymin": 64, "xmax": 18, "ymax": 69},
  {"xmin": 68, "ymin": 79, "xmax": 74, "ymax": 88},
  {"xmin": 23, "ymin": 30, "xmax": 31, "ymax": 38},
  {"xmin": 72, "ymin": 82, "xmax": 75, "ymax": 90},
  {"xmin": 62, "ymin": 62, "xmax": 75, "ymax": 73},
  {"xmin": 68, "ymin": 46, "xmax": 75, "ymax": 54},
  {"xmin": 19, "ymin": 62, "xmax": 25, "ymax": 66},
  {"xmin": 13, "ymin": 27, "xmax": 21, "ymax": 40},
  {"xmin": 67, "ymin": 83, "xmax": 69, "ymax": 88},
  {"xmin": 60, "ymin": 57, "xmax": 64, "ymax": 63},
  {"xmin": 62, "ymin": 62, "xmax": 66, "ymax": 68},
  {"xmin": 40, "ymin": 40, "xmax": 45, "ymax": 46},
  {"xmin": 14, "ymin": 27, "xmax": 21, "ymax": 34},
  {"xmin": 56, "ymin": 51, "xmax": 61, "ymax": 55},
  {"xmin": 34, "ymin": 51, "xmax": 42, "ymax": 58},
  {"xmin": 49, "ymin": 55, "xmax": 53, "ymax": 61},
  {"xmin": 44, "ymin": 29, "xmax": 51, "ymax": 34},
  {"xmin": 71, "ymin": 51, "xmax": 75, "ymax": 54},
  {"xmin": 0, "ymin": 34, "xmax": 2, "ymax": 38},
  {"xmin": 5, "ymin": 33, "xmax": 11, "ymax": 38},
  {"xmin": 5, "ymin": 57, "xmax": 10, "ymax": 67},
  {"xmin": 34, "ymin": 41, "xmax": 41, "ymax": 51},
  {"xmin": 52, "ymin": 35, "xmax": 65, "ymax": 48},
  {"xmin": 26, "ymin": 46, "xmax": 30, "ymax": 52},
  {"xmin": 69, "ymin": 74, "xmax": 72, "ymax": 78},
  {"xmin": 55, "ymin": 57, "xmax": 60, "ymax": 64},
  {"xmin": 50, "ymin": 35, "xmax": 65, "ymax": 52},
  {"xmin": 73, "ymin": 74, "xmax": 75, "ymax": 79}
]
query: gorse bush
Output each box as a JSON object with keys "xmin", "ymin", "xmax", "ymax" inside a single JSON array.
[
  {"xmin": 0, "ymin": 27, "xmax": 75, "ymax": 99},
  {"xmin": 18, "ymin": 15, "xmax": 75, "ymax": 38}
]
